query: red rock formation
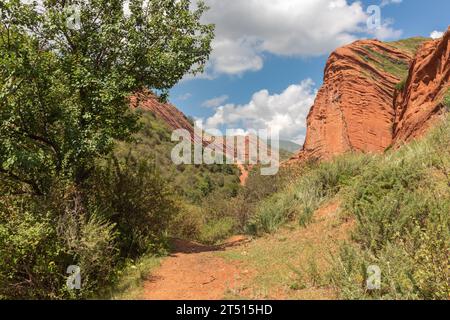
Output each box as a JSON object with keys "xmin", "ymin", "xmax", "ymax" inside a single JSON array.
[
  {"xmin": 292, "ymin": 28, "xmax": 449, "ymax": 163},
  {"xmin": 131, "ymin": 92, "xmax": 263, "ymax": 185},
  {"xmin": 393, "ymin": 27, "xmax": 450, "ymax": 144},
  {"xmin": 131, "ymin": 91, "xmax": 196, "ymax": 137}
]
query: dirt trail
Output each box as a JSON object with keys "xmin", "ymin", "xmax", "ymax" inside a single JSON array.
[
  {"xmin": 142, "ymin": 236, "xmax": 250, "ymax": 300},
  {"xmin": 141, "ymin": 201, "xmax": 351, "ymax": 300}
]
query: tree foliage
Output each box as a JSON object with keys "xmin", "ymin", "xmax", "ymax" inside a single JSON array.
[
  {"xmin": 0, "ymin": 0, "xmax": 213, "ymax": 192},
  {"xmin": 0, "ymin": 0, "xmax": 213, "ymax": 298}
]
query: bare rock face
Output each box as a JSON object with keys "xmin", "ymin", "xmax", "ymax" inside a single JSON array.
[
  {"xmin": 292, "ymin": 28, "xmax": 449, "ymax": 162},
  {"xmin": 132, "ymin": 91, "xmax": 196, "ymax": 136},
  {"xmin": 295, "ymin": 40, "xmax": 413, "ymax": 161},
  {"xmin": 393, "ymin": 27, "xmax": 450, "ymax": 144}
]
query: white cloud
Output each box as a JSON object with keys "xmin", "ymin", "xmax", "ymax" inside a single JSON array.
[
  {"xmin": 430, "ymin": 30, "xmax": 444, "ymax": 39},
  {"xmin": 202, "ymin": 95, "xmax": 229, "ymax": 108},
  {"xmin": 177, "ymin": 93, "xmax": 192, "ymax": 101},
  {"xmin": 380, "ymin": 0, "xmax": 402, "ymax": 7},
  {"xmin": 203, "ymin": 79, "xmax": 317, "ymax": 144},
  {"xmin": 368, "ymin": 19, "xmax": 403, "ymax": 40},
  {"xmin": 197, "ymin": 0, "xmax": 402, "ymax": 77}
]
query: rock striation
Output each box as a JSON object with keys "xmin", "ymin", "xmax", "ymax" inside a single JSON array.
[{"xmin": 291, "ymin": 28, "xmax": 449, "ymax": 162}]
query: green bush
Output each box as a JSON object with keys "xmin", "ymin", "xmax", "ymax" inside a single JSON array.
[
  {"xmin": 169, "ymin": 202, "xmax": 203, "ymax": 240},
  {"xmin": 443, "ymin": 89, "xmax": 450, "ymax": 110},
  {"xmin": 88, "ymin": 156, "xmax": 175, "ymax": 259},
  {"xmin": 0, "ymin": 153, "xmax": 179, "ymax": 299},
  {"xmin": 198, "ymin": 217, "xmax": 236, "ymax": 245},
  {"xmin": 332, "ymin": 116, "xmax": 450, "ymax": 299},
  {"xmin": 0, "ymin": 187, "xmax": 117, "ymax": 299},
  {"xmin": 345, "ymin": 159, "xmax": 424, "ymax": 250},
  {"xmin": 0, "ymin": 199, "xmax": 66, "ymax": 299},
  {"xmin": 247, "ymin": 154, "xmax": 373, "ymax": 234},
  {"xmin": 395, "ymin": 78, "xmax": 407, "ymax": 91}
]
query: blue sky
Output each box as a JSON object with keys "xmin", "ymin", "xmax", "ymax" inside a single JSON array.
[{"xmin": 169, "ymin": 0, "xmax": 449, "ymax": 144}]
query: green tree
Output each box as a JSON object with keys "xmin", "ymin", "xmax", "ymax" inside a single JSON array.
[{"xmin": 0, "ymin": 0, "xmax": 213, "ymax": 194}]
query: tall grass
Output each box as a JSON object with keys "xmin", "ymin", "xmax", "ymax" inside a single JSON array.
[
  {"xmin": 243, "ymin": 114, "xmax": 449, "ymax": 299},
  {"xmin": 246, "ymin": 154, "xmax": 373, "ymax": 234},
  {"xmin": 444, "ymin": 88, "xmax": 450, "ymax": 110},
  {"xmin": 332, "ymin": 116, "xmax": 450, "ymax": 299}
]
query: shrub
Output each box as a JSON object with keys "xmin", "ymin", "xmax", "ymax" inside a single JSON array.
[
  {"xmin": 443, "ymin": 89, "xmax": 450, "ymax": 110},
  {"xmin": 345, "ymin": 159, "xmax": 424, "ymax": 250},
  {"xmin": 0, "ymin": 151, "xmax": 180, "ymax": 299},
  {"xmin": 169, "ymin": 202, "xmax": 203, "ymax": 240},
  {"xmin": 88, "ymin": 156, "xmax": 176, "ymax": 258},
  {"xmin": 0, "ymin": 187, "xmax": 118, "ymax": 299},
  {"xmin": 395, "ymin": 78, "xmax": 407, "ymax": 91},
  {"xmin": 198, "ymin": 217, "xmax": 236, "ymax": 245},
  {"xmin": 332, "ymin": 116, "xmax": 450, "ymax": 299},
  {"xmin": 0, "ymin": 199, "xmax": 66, "ymax": 299},
  {"xmin": 56, "ymin": 195, "xmax": 118, "ymax": 298},
  {"xmin": 335, "ymin": 177, "xmax": 450, "ymax": 299},
  {"xmin": 247, "ymin": 154, "xmax": 373, "ymax": 234}
]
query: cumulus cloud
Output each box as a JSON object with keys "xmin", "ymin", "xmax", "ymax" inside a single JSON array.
[
  {"xmin": 367, "ymin": 19, "xmax": 403, "ymax": 40},
  {"xmin": 430, "ymin": 30, "xmax": 444, "ymax": 39},
  {"xmin": 198, "ymin": 0, "xmax": 403, "ymax": 77},
  {"xmin": 203, "ymin": 79, "xmax": 317, "ymax": 144},
  {"xmin": 202, "ymin": 95, "xmax": 229, "ymax": 108}
]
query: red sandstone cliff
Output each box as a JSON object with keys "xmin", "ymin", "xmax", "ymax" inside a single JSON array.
[
  {"xmin": 393, "ymin": 28, "xmax": 450, "ymax": 144},
  {"xmin": 291, "ymin": 27, "xmax": 450, "ymax": 162},
  {"xmin": 132, "ymin": 92, "xmax": 197, "ymax": 138}
]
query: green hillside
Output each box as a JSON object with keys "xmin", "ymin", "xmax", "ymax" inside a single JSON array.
[
  {"xmin": 115, "ymin": 111, "xmax": 241, "ymax": 204},
  {"xmin": 238, "ymin": 114, "xmax": 450, "ymax": 299}
]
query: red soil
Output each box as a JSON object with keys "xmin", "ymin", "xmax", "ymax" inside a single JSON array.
[{"xmin": 142, "ymin": 236, "xmax": 250, "ymax": 300}]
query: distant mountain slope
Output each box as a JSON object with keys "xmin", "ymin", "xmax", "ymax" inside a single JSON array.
[
  {"xmin": 130, "ymin": 91, "xmax": 266, "ymax": 185},
  {"xmin": 115, "ymin": 109, "xmax": 241, "ymax": 203},
  {"xmin": 278, "ymin": 140, "xmax": 301, "ymax": 153}
]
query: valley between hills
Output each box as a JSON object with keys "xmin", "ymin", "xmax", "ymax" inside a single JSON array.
[
  {"xmin": 109, "ymin": 28, "xmax": 450, "ymax": 300},
  {"xmin": 1, "ymin": 2, "xmax": 448, "ymax": 301}
]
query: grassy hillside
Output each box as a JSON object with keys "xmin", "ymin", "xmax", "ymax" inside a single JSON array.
[
  {"xmin": 236, "ymin": 114, "xmax": 449, "ymax": 299},
  {"xmin": 389, "ymin": 37, "xmax": 429, "ymax": 55},
  {"xmin": 359, "ymin": 37, "xmax": 428, "ymax": 81},
  {"xmin": 115, "ymin": 110, "xmax": 241, "ymax": 204},
  {"xmin": 114, "ymin": 111, "xmax": 246, "ymax": 244}
]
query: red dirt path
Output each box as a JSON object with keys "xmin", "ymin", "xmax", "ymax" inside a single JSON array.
[{"xmin": 142, "ymin": 236, "xmax": 250, "ymax": 300}]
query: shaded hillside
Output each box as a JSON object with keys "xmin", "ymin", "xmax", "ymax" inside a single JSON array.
[{"xmin": 115, "ymin": 110, "xmax": 241, "ymax": 203}]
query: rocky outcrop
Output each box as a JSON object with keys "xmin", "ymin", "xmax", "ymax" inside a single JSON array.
[
  {"xmin": 291, "ymin": 28, "xmax": 449, "ymax": 162},
  {"xmin": 132, "ymin": 91, "xmax": 196, "ymax": 136},
  {"xmin": 393, "ymin": 27, "xmax": 450, "ymax": 144}
]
